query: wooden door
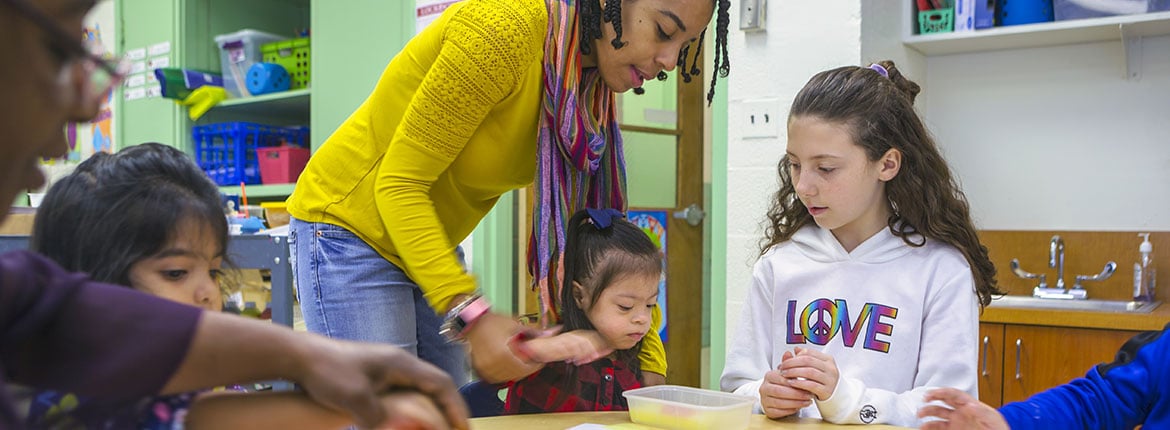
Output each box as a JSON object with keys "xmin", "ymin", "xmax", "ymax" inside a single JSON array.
[
  {"xmin": 1002, "ymin": 325, "xmax": 1138, "ymax": 404},
  {"xmin": 615, "ymin": 51, "xmax": 707, "ymax": 388},
  {"xmin": 978, "ymin": 323, "xmax": 1005, "ymax": 407}
]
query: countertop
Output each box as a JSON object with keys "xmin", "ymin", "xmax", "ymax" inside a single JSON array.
[
  {"xmin": 981, "ymin": 299, "xmax": 1170, "ymax": 331},
  {"xmin": 470, "ymin": 411, "xmax": 907, "ymax": 429}
]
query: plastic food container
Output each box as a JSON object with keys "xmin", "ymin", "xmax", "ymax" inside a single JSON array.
[
  {"xmin": 214, "ymin": 29, "xmax": 287, "ymax": 97},
  {"xmin": 623, "ymin": 385, "xmax": 755, "ymax": 430}
]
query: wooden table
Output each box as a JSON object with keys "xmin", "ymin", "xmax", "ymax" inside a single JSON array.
[{"xmin": 470, "ymin": 411, "xmax": 908, "ymax": 429}]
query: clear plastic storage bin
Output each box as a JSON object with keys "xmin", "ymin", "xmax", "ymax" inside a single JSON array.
[
  {"xmin": 623, "ymin": 385, "xmax": 755, "ymax": 430},
  {"xmin": 214, "ymin": 29, "xmax": 286, "ymax": 97},
  {"xmin": 1055, "ymin": 0, "xmax": 1153, "ymax": 20}
]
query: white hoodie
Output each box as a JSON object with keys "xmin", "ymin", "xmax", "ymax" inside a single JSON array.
[{"xmin": 721, "ymin": 225, "xmax": 978, "ymax": 427}]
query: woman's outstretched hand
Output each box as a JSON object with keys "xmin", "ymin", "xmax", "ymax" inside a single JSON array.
[
  {"xmin": 464, "ymin": 311, "xmax": 544, "ymax": 383},
  {"xmin": 519, "ymin": 327, "xmax": 613, "ymax": 365}
]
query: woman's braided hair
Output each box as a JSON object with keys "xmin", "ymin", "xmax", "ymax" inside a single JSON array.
[{"xmin": 579, "ymin": 0, "xmax": 731, "ymax": 103}]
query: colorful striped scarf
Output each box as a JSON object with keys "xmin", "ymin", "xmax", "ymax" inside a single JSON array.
[{"xmin": 529, "ymin": 0, "xmax": 626, "ymax": 325}]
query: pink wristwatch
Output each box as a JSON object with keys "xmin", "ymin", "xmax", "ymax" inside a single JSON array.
[{"xmin": 439, "ymin": 294, "xmax": 491, "ymax": 342}]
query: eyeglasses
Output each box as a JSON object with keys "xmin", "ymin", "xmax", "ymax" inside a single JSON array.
[{"xmin": 3, "ymin": 0, "xmax": 127, "ymax": 105}]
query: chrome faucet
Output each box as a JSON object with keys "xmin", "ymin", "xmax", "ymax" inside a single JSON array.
[
  {"xmin": 1050, "ymin": 236, "xmax": 1065, "ymax": 290},
  {"xmin": 1011, "ymin": 235, "xmax": 1116, "ymax": 300}
]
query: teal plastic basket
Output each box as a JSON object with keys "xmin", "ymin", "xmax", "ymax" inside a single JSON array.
[{"xmin": 918, "ymin": 8, "xmax": 954, "ymax": 34}]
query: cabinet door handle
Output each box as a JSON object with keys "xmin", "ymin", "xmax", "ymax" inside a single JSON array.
[
  {"xmin": 981, "ymin": 336, "xmax": 990, "ymax": 377},
  {"xmin": 1014, "ymin": 338, "xmax": 1022, "ymax": 380}
]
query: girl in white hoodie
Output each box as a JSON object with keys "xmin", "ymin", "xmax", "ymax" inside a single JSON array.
[{"xmin": 720, "ymin": 60, "xmax": 1002, "ymax": 427}]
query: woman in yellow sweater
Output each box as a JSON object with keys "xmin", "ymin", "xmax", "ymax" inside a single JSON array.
[{"xmin": 287, "ymin": 0, "xmax": 731, "ymax": 386}]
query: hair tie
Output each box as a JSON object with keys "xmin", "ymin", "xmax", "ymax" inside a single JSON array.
[
  {"xmin": 585, "ymin": 208, "xmax": 625, "ymax": 229},
  {"xmin": 867, "ymin": 64, "xmax": 889, "ymax": 78}
]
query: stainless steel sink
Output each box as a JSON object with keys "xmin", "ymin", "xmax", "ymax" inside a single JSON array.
[{"xmin": 988, "ymin": 296, "xmax": 1161, "ymax": 313}]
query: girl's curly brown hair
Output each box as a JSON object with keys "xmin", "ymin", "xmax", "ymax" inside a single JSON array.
[{"xmin": 760, "ymin": 60, "xmax": 1002, "ymax": 308}]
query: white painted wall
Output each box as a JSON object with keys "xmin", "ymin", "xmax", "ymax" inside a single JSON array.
[
  {"xmin": 922, "ymin": 38, "xmax": 1170, "ymax": 230},
  {"xmin": 722, "ymin": 0, "xmax": 862, "ymax": 347}
]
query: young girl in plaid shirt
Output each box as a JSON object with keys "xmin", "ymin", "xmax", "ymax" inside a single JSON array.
[{"xmin": 504, "ymin": 208, "xmax": 664, "ymax": 414}]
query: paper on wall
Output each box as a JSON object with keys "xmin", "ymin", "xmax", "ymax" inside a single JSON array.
[
  {"xmin": 125, "ymin": 74, "xmax": 146, "ymax": 88},
  {"xmin": 125, "ymin": 87, "xmax": 146, "ymax": 100},
  {"xmin": 126, "ymin": 47, "xmax": 146, "ymax": 61},
  {"xmin": 416, "ymin": 0, "xmax": 458, "ymax": 34},
  {"xmin": 148, "ymin": 41, "xmax": 171, "ymax": 56}
]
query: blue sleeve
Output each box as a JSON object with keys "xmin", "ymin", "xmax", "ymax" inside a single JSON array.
[{"xmin": 999, "ymin": 325, "xmax": 1168, "ymax": 430}]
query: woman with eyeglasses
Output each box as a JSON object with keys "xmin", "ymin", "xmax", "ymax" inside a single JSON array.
[{"xmin": 0, "ymin": 1, "xmax": 468, "ymax": 429}]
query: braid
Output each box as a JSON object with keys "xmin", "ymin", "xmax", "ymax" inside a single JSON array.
[
  {"xmin": 676, "ymin": 43, "xmax": 693, "ymax": 83},
  {"xmin": 578, "ymin": 0, "xmax": 603, "ymax": 55},
  {"xmin": 603, "ymin": 0, "xmax": 626, "ymax": 49},
  {"xmin": 707, "ymin": 0, "xmax": 732, "ymax": 104},
  {"xmin": 689, "ymin": 28, "xmax": 705, "ymax": 78}
]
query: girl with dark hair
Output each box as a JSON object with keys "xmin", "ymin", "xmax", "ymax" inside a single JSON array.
[
  {"xmin": 286, "ymin": 0, "xmax": 732, "ymax": 386},
  {"xmin": 721, "ymin": 61, "xmax": 1002, "ymax": 427},
  {"xmin": 503, "ymin": 208, "xmax": 663, "ymax": 414},
  {"xmin": 26, "ymin": 143, "xmax": 448, "ymax": 429},
  {"xmin": 30, "ymin": 143, "xmax": 230, "ymax": 309}
]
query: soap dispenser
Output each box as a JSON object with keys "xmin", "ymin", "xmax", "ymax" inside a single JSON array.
[{"xmin": 1134, "ymin": 233, "xmax": 1156, "ymax": 302}]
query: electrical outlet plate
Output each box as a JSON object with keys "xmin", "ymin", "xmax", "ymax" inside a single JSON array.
[{"xmin": 741, "ymin": 99, "xmax": 779, "ymax": 139}]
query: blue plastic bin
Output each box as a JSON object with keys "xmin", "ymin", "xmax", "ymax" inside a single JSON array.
[
  {"xmin": 998, "ymin": 0, "xmax": 1054, "ymax": 26},
  {"xmin": 193, "ymin": 122, "xmax": 309, "ymax": 186}
]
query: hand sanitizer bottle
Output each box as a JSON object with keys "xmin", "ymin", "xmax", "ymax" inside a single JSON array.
[{"xmin": 1134, "ymin": 233, "xmax": 1156, "ymax": 302}]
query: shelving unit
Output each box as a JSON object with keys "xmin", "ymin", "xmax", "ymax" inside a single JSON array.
[
  {"xmin": 218, "ymin": 183, "xmax": 297, "ymax": 200},
  {"xmin": 904, "ymin": 11, "xmax": 1170, "ymax": 55},
  {"xmin": 211, "ymin": 88, "xmax": 311, "ymax": 121},
  {"xmin": 117, "ymin": 0, "xmax": 311, "ymax": 199}
]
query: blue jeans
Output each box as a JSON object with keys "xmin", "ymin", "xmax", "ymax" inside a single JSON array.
[{"xmin": 289, "ymin": 218, "xmax": 469, "ymax": 386}]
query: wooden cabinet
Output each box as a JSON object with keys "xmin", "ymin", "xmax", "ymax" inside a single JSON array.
[
  {"xmin": 977, "ymin": 323, "xmax": 1139, "ymax": 407},
  {"xmin": 977, "ymin": 323, "xmax": 1005, "ymax": 407}
]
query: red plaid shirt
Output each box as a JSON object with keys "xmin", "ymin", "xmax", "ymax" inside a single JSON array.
[{"xmin": 504, "ymin": 357, "xmax": 642, "ymax": 414}]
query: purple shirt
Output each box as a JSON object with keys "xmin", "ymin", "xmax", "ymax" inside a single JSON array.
[{"xmin": 0, "ymin": 250, "xmax": 201, "ymax": 429}]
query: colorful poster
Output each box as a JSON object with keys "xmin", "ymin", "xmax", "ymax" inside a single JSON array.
[
  {"xmin": 61, "ymin": 2, "xmax": 115, "ymax": 163},
  {"xmin": 628, "ymin": 210, "xmax": 668, "ymax": 343}
]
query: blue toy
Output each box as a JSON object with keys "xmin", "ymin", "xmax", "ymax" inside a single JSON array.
[{"xmin": 246, "ymin": 62, "xmax": 290, "ymax": 96}]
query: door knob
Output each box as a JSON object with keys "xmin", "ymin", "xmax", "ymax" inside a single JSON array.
[{"xmin": 672, "ymin": 204, "xmax": 705, "ymax": 226}]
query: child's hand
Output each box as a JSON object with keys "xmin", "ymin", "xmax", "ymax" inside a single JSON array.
[
  {"xmin": 778, "ymin": 347, "xmax": 840, "ymax": 402},
  {"xmin": 918, "ymin": 388, "xmax": 1009, "ymax": 430},
  {"xmin": 759, "ymin": 349, "xmax": 814, "ymax": 419},
  {"xmin": 376, "ymin": 390, "xmax": 450, "ymax": 430},
  {"xmin": 521, "ymin": 329, "xmax": 614, "ymax": 365}
]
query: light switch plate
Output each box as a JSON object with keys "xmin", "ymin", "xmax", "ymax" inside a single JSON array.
[{"xmin": 740, "ymin": 0, "xmax": 766, "ymax": 32}]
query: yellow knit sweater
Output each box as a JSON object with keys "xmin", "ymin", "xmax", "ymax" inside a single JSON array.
[{"xmin": 287, "ymin": 0, "xmax": 665, "ymax": 376}]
